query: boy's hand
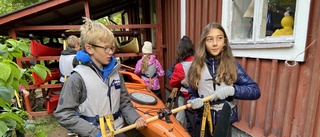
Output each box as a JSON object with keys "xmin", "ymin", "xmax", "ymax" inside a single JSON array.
[{"xmin": 135, "ymin": 117, "xmax": 146, "ymax": 130}]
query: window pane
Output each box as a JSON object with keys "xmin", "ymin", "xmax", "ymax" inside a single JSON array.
[
  {"xmin": 263, "ymin": 0, "xmax": 296, "ymax": 37},
  {"xmin": 231, "ymin": 0, "xmax": 253, "ymax": 39}
]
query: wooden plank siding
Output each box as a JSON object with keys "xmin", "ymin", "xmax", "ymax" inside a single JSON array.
[
  {"xmin": 186, "ymin": 0, "xmax": 221, "ymax": 50},
  {"xmin": 162, "ymin": 0, "xmax": 181, "ymax": 87},
  {"xmin": 162, "ymin": 0, "xmax": 320, "ymax": 136}
]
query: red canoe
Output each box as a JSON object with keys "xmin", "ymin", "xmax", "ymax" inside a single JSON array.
[{"xmin": 30, "ymin": 40, "xmax": 63, "ymax": 57}]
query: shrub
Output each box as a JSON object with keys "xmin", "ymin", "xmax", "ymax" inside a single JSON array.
[{"xmin": 0, "ymin": 38, "xmax": 49, "ymax": 137}]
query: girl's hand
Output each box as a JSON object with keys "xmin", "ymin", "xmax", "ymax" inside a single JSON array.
[
  {"xmin": 211, "ymin": 86, "xmax": 235, "ymax": 101},
  {"xmin": 187, "ymin": 98, "xmax": 204, "ymax": 109}
]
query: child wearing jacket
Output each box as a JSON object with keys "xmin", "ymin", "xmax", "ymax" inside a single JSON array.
[
  {"xmin": 186, "ymin": 22, "xmax": 261, "ymax": 137},
  {"xmin": 59, "ymin": 35, "xmax": 81, "ymax": 83},
  {"xmin": 54, "ymin": 18, "xmax": 146, "ymax": 137},
  {"xmin": 169, "ymin": 36, "xmax": 195, "ymax": 129},
  {"xmin": 134, "ymin": 41, "xmax": 165, "ymax": 100}
]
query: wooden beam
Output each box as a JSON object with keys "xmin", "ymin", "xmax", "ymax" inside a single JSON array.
[
  {"xmin": 14, "ymin": 25, "xmax": 81, "ymax": 31},
  {"xmin": 8, "ymin": 29, "xmax": 17, "ymax": 39},
  {"xmin": 156, "ymin": 0, "xmax": 165, "ymax": 102},
  {"xmin": 107, "ymin": 24, "xmax": 159, "ymax": 29},
  {"xmin": 0, "ymin": 0, "xmax": 70, "ymax": 24},
  {"xmin": 83, "ymin": 0, "xmax": 90, "ymax": 19},
  {"xmin": 14, "ymin": 24, "xmax": 159, "ymax": 31}
]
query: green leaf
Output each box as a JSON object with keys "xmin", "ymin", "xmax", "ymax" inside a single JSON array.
[
  {"xmin": 0, "ymin": 112, "xmax": 23, "ymax": 124},
  {"xmin": 35, "ymin": 131, "xmax": 46, "ymax": 137},
  {"xmin": 11, "ymin": 78, "xmax": 20, "ymax": 91},
  {"xmin": 33, "ymin": 64, "xmax": 50, "ymax": 80},
  {"xmin": 0, "ymin": 50, "xmax": 8, "ymax": 58},
  {"xmin": 13, "ymin": 109, "xmax": 29, "ymax": 118},
  {"xmin": 10, "ymin": 49, "xmax": 23, "ymax": 58},
  {"xmin": 0, "ymin": 97, "xmax": 6, "ymax": 108},
  {"xmin": 23, "ymin": 71, "xmax": 35, "ymax": 84},
  {"xmin": 25, "ymin": 123, "xmax": 36, "ymax": 132},
  {"xmin": 0, "ymin": 62, "xmax": 11, "ymax": 82},
  {"xmin": 0, "ymin": 78, "xmax": 5, "ymax": 87},
  {"xmin": 15, "ymin": 122, "xmax": 26, "ymax": 134},
  {"xmin": 17, "ymin": 40, "xmax": 30, "ymax": 53},
  {"xmin": 0, "ymin": 121, "xmax": 7, "ymax": 137},
  {"xmin": 4, "ymin": 72, "xmax": 14, "ymax": 87},
  {"xmin": 9, "ymin": 62, "xmax": 22, "ymax": 80},
  {"xmin": 0, "ymin": 43, "xmax": 5, "ymax": 50},
  {"xmin": 0, "ymin": 86, "xmax": 14, "ymax": 103},
  {"xmin": 19, "ymin": 68, "xmax": 26, "ymax": 80},
  {"xmin": 7, "ymin": 46, "xmax": 14, "ymax": 52},
  {"xmin": 0, "ymin": 117, "xmax": 16, "ymax": 128},
  {"xmin": 19, "ymin": 79, "xmax": 28, "ymax": 89},
  {"xmin": 6, "ymin": 39, "xmax": 18, "ymax": 47},
  {"xmin": 3, "ymin": 58, "xmax": 20, "ymax": 69}
]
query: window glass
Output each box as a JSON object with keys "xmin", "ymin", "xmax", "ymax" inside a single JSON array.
[
  {"xmin": 230, "ymin": 0, "xmax": 296, "ymax": 40},
  {"xmin": 222, "ymin": 0, "xmax": 310, "ymax": 61},
  {"xmin": 231, "ymin": 0, "xmax": 253, "ymax": 39},
  {"xmin": 263, "ymin": 0, "xmax": 296, "ymax": 37}
]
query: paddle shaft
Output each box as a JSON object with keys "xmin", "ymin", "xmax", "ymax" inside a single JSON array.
[
  {"xmin": 110, "ymin": 94, "xmax": 213, "ymax": 135},
  {"xmin": 121, "ymin": 64, "xmax": 135, "ymax": 70}
]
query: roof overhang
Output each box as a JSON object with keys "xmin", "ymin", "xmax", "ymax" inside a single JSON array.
[{"xmin": 0, "ymin": 0, "xmax": 138, "ymax": 38}]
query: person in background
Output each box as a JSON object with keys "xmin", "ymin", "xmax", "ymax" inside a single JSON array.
[
  {"xmin": 134, "ymin": 41, "xmax": 165, "ymax": 100},
  {"xmin": 58, "ymin": 35, "xmax": 81, "ymax": 136},
  {"xmin": 169, "ymin": 36, "xmax": 195, "ymax": 130},
  {"xmin": 59, "ymin": 35, "xmax": 81, "ymax": 83},
  {"xmin": 54, "ymin": 17, "xmax": 146, "ymax": 137},
  {"xmin": 186, "ymin": 22, "xmax": 261, "ymax": 137}
]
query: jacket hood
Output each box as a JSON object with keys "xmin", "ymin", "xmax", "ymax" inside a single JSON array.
[
  {"xmin": 61, "ymin": 46, "xmax": 77, "ymax": 55},
  {"xmin": 76, "ymin": 50, "xmax": 116, "ymax": 80}
]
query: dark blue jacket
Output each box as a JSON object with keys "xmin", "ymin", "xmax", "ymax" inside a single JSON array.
[
  {"xmin": 189, "ymin": 57, "xmax": 260, "ymax": 100},
  {"xmin": 188, "ymin": 56, "xmax": 260, "ymax": 124},
  {"xmin": 166, "ymin": 64, "xmax": 175, "ymax": 79}
]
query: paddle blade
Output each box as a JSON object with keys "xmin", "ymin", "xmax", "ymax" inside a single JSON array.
[{"xmin": 213, "ymin": 102, "xmax": 232, "ymax": 137}]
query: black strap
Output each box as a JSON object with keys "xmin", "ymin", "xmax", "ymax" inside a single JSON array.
[
  {"xmin": 112, "ymin": 109, "xmax": 122, "ymax": 120},
  {"xmin": 210, "ymin": 97, "xmax": 233, "ymax": 105},
  {"xmin": 181, "ymin": 84, "xmax": 188, "ymax": 89},
  {"xmin": 142, "ymin": 72, "xmax": 157, "ymax": 78},
  {"xmin": 80, "ymin": 109, "xmax": 122, "ymax": 126}
]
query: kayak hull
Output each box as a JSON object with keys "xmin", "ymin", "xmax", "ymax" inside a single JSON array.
[{"xmin": 120, "ymin": 71, "xmax": 190, "ymax": 137}]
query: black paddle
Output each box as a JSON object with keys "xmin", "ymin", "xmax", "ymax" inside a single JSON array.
[{"xmin": 213, "ymin": 102, "xmax": 232, "ymax": 137}]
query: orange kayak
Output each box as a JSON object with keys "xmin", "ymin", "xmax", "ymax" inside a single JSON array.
[{"xmin": 120, "ymin": 70, "xmax": 190, "ymax": 137}]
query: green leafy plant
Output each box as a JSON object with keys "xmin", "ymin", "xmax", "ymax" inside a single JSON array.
[{"xmin": 0, "ymin": 38, "xmax": 49, "ymax": 137}]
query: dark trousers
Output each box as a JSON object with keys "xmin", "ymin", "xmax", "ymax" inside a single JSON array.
[
  {"xmin": 186, "ymin": 109, "xmax": 231, "ymax": 137},
  {"xmin": 151, "ymin": 89, "xmax": 162, "ymax": 100}
]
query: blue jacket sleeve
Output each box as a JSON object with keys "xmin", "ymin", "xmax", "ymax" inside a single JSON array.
[
  {"xmin": 188, "ymin": 85, "xmax": 199, "ymax": 100},
  {"xmin": 166, "ymin": 64, "xmax": 175, "ymax": 79},
  {"xmin": 233, "ymin": 62, "xmax": 261, "ymax": 100}
]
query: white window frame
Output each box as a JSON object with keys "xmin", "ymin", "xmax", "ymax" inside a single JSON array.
[{"xmin": 222, "ymin": 0, "xmax": 311, "ymax": 62}]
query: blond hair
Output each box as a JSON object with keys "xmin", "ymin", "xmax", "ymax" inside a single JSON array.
[
  {"xmin": 79, "ymin": 17, "xmax": 115, "ymax": 50},
  {"xmin": 141, "ymin": 54, "xmax": 150, "ymax": 73},
  {"xmin": 66, "ymin": 35, "xmax": 79, "ymax": 48}
]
